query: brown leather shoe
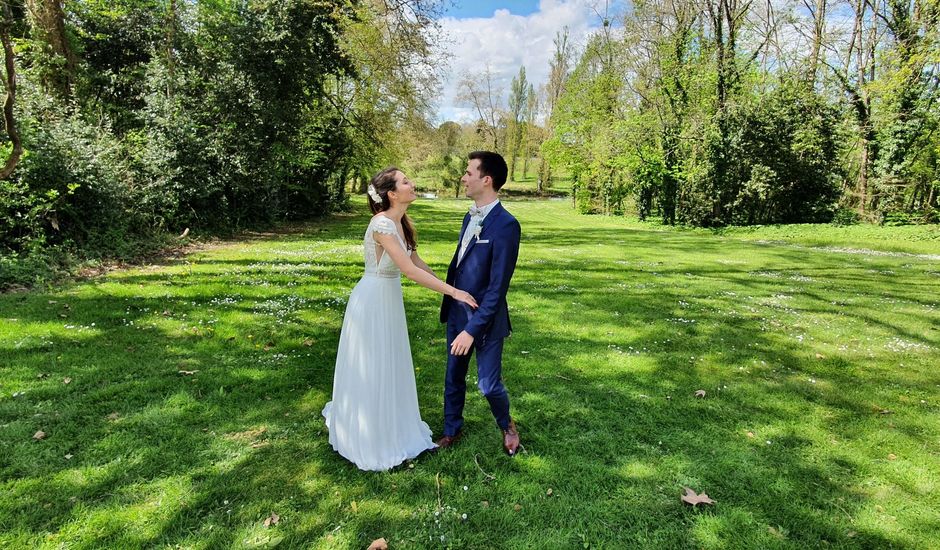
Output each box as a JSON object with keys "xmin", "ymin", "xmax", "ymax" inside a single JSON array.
[
  {"xmin": 502, "ymin": 420, "xmax": 520, "ymax": 456},
  {"xmin": 435, "ymin": 431, "xmax": 462, "ymax": 449}
]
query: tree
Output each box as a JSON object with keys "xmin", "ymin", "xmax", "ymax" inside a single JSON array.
[
  {"xmin": 0, "ymin": 0, "xmax": 21, "ymax": 179},
  {"xmin": 622, "ymin": 0, "xmax": 699, "ymax": 223},
  {"xmin": 458, "ymin": 64, "xmax": 503, "ymax": 151},
  {"xmin": 522, "ymin": 83, "xmax": 537, "ymax": 180},
  {"xmin": 26, "ymin": 0, "xmax": 77, "ymax": 98},
  {"xmin": 869, "ymin": 0, "xmax": 940, "ymax": 215},
  {"xmin": 507, "ymin": 66, "xmax": 528, "ymax": 181},
  {"xmin": 539, "ymin": 28, "xmax": 574, "ymax": 195}
]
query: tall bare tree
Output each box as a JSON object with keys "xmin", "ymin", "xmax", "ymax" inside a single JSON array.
[
  {"xmin": 457, "ymin": 64, "xmax": 503, "ymax": 151},
  {"xmin": 539, "ymin": 28, "xmax": 574, "ymax": 194},
  {"xmin": 820, "ymin": 0, "xmax": 882, "ymax": 215},
  {"xmin": 805, "ymin": 0, "xmax": 828, "ymax": 85}
]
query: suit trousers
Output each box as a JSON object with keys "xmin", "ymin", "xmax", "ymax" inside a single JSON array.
[{"xmin": 443, "ymin": 319, "xmax": 511, "ymax": 436}]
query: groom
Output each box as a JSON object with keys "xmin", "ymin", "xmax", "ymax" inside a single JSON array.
[{"xmin": 437, "ymin": 151, "xmax": 521, "ymax": 455}]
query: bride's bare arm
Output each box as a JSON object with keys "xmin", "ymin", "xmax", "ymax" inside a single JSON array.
[
  {"xmin": 411, "ymin": 251, "xmax": 437, "ymax": 277},
  {"xmin": 374, "ymin": 232, "xmax": 477, "ymax": 308}
]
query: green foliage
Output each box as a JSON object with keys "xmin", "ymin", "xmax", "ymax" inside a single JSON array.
[
  {"xmin": 1, "ymin": 0, "xmax": 438, "ymax": 288},
  {"xmin": 542, "ymin": 35, "xmax": 626, "ymax": 215},
  {"xmin": 435, "ymin": 153, "xmax": 465, "ymax": 198},
  {"xmin": 574, "ymin": 185, "xmax": 597, "ymax": 214},
  {"xmin": 724, "ymin": 83, "xmax": 844, "ymax": 225},
  {"xmin": 830, "ymin": 207, "xmax": 861, "ymax": 226},
  {"xmin": 623, "ymin": 147, "xmax": 666, "ymax": 221},
  {"xmin": 539, "ymin": 1, "xmax": 939, "ymax": 225}
]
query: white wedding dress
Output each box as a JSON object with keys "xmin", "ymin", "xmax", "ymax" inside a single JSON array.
[{"xmin": 322, "ymin": 215, "xmax": 437, "ymax": 470}]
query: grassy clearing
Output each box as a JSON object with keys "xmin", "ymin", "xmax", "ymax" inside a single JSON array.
[
  {"xmin": 629, "ymin": 218, "xmax": 940, "ymax": 256},
  {"xmin": 1, "ymin": 199, "xmax": 938, "ymax": 548}
]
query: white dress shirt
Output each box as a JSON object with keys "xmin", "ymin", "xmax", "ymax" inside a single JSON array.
[{"xmin": 458, "ymin": 199, "xmax": 499, "ymax": 264}]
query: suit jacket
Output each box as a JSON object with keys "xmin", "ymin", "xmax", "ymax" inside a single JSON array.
[{"xmin": 440, "ymin": 202, "xmax": 521, "ymax": 340}]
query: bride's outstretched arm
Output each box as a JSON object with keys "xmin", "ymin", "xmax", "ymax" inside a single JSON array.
[
  {"xmin": 410, "ymin": 251, "xmax": 437, "ymax": 277},
  {"xmin": 375, "ymin": 232, "xmax": 477, "ymax": 309}
]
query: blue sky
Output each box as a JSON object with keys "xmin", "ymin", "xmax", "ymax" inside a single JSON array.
[
  {"xmin": 434, "ymin": 1, "xmax": 612, "ymax": 123},
  {"xmin": 442, "ymin": 1, "xmax": 542, "ymax": 19}
]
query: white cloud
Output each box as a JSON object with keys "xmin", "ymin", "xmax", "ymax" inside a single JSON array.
[{"xmin": 433, "ymin": 0, "xmax": 604, "ymax": 124}]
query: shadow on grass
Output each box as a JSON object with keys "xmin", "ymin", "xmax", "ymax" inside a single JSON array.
[{"xmin": 1, "ymin": 201, "xmax": 937, "ymax": 547}]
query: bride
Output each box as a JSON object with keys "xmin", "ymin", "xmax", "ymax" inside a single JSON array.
[{"xmin": 322, "ymin": 167, "xmax": 478, "ymax": 471}]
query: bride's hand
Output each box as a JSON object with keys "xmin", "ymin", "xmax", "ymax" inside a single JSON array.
[{"xmin": 453, "ymin": 289, "xmax": 478, "ymax": 309}]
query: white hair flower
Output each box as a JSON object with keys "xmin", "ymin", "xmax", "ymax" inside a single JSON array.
[{"xmin": 367, "ymin": 184, "xmax": 382, "ymax": 204}]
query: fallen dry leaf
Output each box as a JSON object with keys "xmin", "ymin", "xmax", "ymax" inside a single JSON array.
[
  {"xmin": 746, "ymin": 431, "xmax": 755, "ymax": 438},
  {"xmin": 815, "ymin": 353, "xmax": 825, "ymax": 359},
  {"xmin": 263, "ymin": 512, "xmax": 279, "ymax": 527},
  {"xmin": 350, "ymin": 500, "xmax": 358, "ymax": 513},
  {"xmin": 302, "ymin": 338, "xmax": 314, "ymax": 347},
  {"xmin": 106, "ymin": 412, "xmax": 120, "ymax": 421},
  {"xmin": 367, "ymin": 538, "xmax": 388, "ymax": 550},
  {"xmin": 681, "ymin": 487, "xmax": 715, "ymax": 507},
  {"xmin": 263, "ymin": 342, "xmax": 275, "ymax": 352},
  {"xmin": 694, "ymin": 390, "xmax": 706, "ymax": 398},
  {"xmin": 33, "ymin": 431, "xmax": 47, "ymax": 441},
  {"xmin": 63, "ymin": 377, "xmax": 72, "ymax": 385}
]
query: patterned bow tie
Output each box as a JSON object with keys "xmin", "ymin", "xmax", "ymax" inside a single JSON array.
[{"xmin": 469, "ymin": 206, "xmax": 484, "ymax": 217}]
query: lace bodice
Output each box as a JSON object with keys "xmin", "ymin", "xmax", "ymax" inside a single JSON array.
[{"xmin": 364, "ymin": 215, "xmax": 410, "ymax": 278}]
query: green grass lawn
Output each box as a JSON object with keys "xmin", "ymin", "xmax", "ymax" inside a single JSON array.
[{"xmin": 1, "ymin": 199, "xmax": 938, "ymax": 548}]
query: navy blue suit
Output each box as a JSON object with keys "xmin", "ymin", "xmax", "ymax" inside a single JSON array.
[{"xmin": 440, "ymin": 202, "xmax": 521, "ymax": 436}]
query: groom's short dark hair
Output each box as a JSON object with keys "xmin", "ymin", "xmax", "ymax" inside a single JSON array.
[{"xmin": 469, "ymin": 151, "xmax": 508, "ymax": 191}]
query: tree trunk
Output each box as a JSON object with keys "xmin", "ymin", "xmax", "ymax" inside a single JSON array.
[
  {"xmin": 537, "ymin": 157, "xmax": 549, "ymax": 195},
  {"xmin": 0, "ymin": 1, "xmax": 22, "ymax": 179},
  {"xmin": 509, "ymin": 144, "xmax": 516, "ymax": 182},
  {"xmin": 858, "ymin": 133, "xmax": 870, "ymax": 215},
  {"xmin": 522, "ymin": 128, "xmax": 530, "ymax": 179},
  {"xmin": 807, "ymin": 0, "xmax": 827, "ymax": 85},
  {"xmin": 165, "ymin": 0, "xmax": 177, "ymax": 97},
  {"xmin": 27, "ymin": 0, "xmax": 77, "ymax": 98}
]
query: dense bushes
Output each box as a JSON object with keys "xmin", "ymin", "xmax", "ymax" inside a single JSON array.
[
  {"xmin": 1, "ymin": 0, "xmax": 435, "ymax": 288},
  {"xmin": 541, "ymin": 1, "xmax": 939, "ymax": 226},
  {"xmin": 679, "ymin": 84, "xmax": 843, "ymax": 226}
]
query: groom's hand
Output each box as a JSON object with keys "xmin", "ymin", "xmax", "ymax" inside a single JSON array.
[{"xmin": 450, "ymin": 331, "xmax": 474, "ymax": 356}]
